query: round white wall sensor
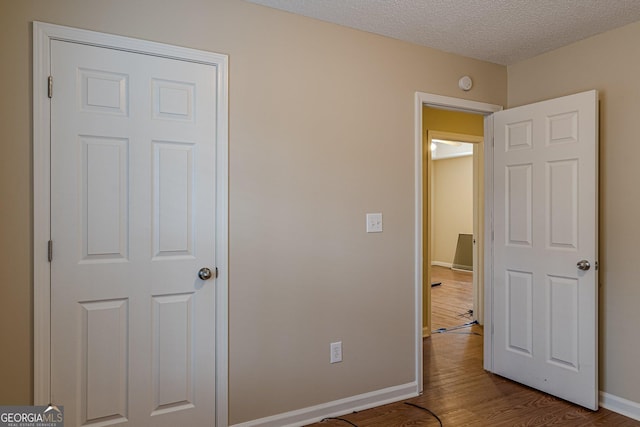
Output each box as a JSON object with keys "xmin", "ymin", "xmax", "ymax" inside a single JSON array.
[{"xmin": 458, "ymin": 76, "xmax": 473, "ymax": 91}]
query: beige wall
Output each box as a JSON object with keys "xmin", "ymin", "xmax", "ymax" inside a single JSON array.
[
  {"xmin": 508, "ymin": 20, "xmax": 640, "ymax": 405},
  {"xmin": 0, "ymin": 0, "xmax": 507, "ymax": 423},
  {"xmin": 432, "ymin": 156, "xmax": 474, "ymax": 265}
]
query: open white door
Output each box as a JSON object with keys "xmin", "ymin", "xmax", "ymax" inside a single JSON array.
[{"xmin": 492, "ymin": 90, "xmax": 598, "ymax": 409}]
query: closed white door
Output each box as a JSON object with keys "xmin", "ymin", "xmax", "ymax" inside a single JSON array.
[
  {"xmin": 50, "ymin": 39, "xmax": 217, "ymax": 426},
  {"xmin": 492, "ymin": 90, "xmax": 598, "ymax": 409}
]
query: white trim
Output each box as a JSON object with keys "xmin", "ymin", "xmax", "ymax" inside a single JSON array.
[
  {"xmin": 600, "ymin": 391, "xmax": 640, "ymax": 422},
  {"xmin": 33, "ymin": 22, "xmax": 53, "ymax": 405},
  {"xmin": 431, "ymin": 261, "xmax": 453, "ymax": 268},
  {"xmin": 414, "ymin": 92, "xmax": 502, "ymax": 385},
  {"xmin": 472, "ymin": 141, "xmax": 483, "ymax": 324},
  {"xmin": 482, "ymin": 114, "xmax": 495, "ymax": 372},
  {"xmin": 213, "ymin": 27, "xmax": 230, "ymax": 427},
  {"xmin": 33, "ymin": 22, "xmax": 229, "ymax": 425},
  {"xmin": 414, "ymin": 93, "xmax": 424, "ymax": 393},
  {"xmin": 419, "ymin": 93, "xmax": 503, "ymax": 114},
  {"xmin": 231, "ymin": 382, "xmax": 418, "ymax": 427}
]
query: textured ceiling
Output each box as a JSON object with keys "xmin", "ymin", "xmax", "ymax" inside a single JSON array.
[{"xmin": 246, "ymin": 0, "xmax": 640, "ymax": 65}]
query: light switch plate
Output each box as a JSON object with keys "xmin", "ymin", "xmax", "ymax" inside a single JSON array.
[
  {"xmin": 330, "ymin": 341, "xmax": 342, "ymax": 364},
  {"xmin": 366, "ymin": 213, "xmax": 383, "ymax": 233}
]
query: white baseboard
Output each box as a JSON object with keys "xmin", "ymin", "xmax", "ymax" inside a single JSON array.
[
  {"xmin": 230, "ymin": 386, "xmax": 640, "ymax": 426},
  {"xmin": 431, "ymin": 261, "xmax": 452, "ymax": 268},
  {"xmin": 230, "ymin": 382, "xmax": 419, "ymax": 427},
  {"xmin": 600, "ymin": 391, "xmax": 640, "ymax": 421}
]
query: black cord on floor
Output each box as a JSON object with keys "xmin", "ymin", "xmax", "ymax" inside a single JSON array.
[
  {"xmin": 320, "ymin": 402, "xmax": 442, "ymax": 426},
  {"xmin": 432, "ymin": 320, "xmax": 478, "ymax": 334},
  {"xmin": 456, "ymin": 309, "xmax": 474, "ymax": 319},
  {"xmin": 404, "ymin": 402, "xmax": 444, "ymax": 427},
  {"xmin": 321, "ymin": 417, "xmax": 359, "ymax": 426}
]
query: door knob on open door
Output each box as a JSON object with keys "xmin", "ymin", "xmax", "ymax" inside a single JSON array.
[
  {"xmin": 577, "ymin": 260, "xmax": 591, "ymax": 271},
  {"xmin": 198, "ymin": 267, "xmax": 213, "ymax": 280}
]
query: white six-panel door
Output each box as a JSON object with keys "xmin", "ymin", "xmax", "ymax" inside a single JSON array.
[
  {"xmin": 50, "ymin": 39, "xmax": 218, "ymax": 426},
  {"xmin": 492, "ymin": 90, "xmax": 598, "ymax": 409}
]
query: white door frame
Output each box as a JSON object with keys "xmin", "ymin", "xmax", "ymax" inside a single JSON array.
[
  {"xmin": 414, "ymin": 93, "xmax": 502, "ymax": 390},
  {"xmin": 33, "ymin": 22, "xmax": 229, "ymax": 425}
]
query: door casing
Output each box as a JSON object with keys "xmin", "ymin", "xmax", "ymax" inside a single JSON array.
[
  {"xmin": 33, "ymin": 21, "xmax": 229, "ymax": 425},
  {"xmin": 414, "ymin": 92, "xmax": 502, "ymax": 392}
]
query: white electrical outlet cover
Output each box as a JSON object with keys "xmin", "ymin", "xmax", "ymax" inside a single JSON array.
[{"xmin": 366, "ymin": 213, "xmax": 383, "ymax": 233}]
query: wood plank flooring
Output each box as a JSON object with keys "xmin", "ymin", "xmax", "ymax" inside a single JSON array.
[
  {"xmin": 306, "ymin": 266, "xmax": 640, "ymax": 427},
  {"xmin": 430, "ymin": 266, "xmax": 474, "ymax": 332}
]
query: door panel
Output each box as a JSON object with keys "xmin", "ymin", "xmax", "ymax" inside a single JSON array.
[
  {"xmin": 153, "ymin": 141, "xmax": 195, "ymax": 258},
  {"xmin": 50, "ymin": 40, "xmax": 217, "ymax": 426},
  {"xmin": 492, "ymin": 90, "xmax": 598, "ymax": 409},
  {"xmin": 151, "ymin": 293, "xmax": 195, "ymax": 414},
  {"xmin": 81, "ymin": 299, "xmax": 128, "ymax": 425}
]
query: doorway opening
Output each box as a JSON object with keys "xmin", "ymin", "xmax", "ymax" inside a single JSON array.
[
  {"xmin": 429, "ymin": 136, "xmax": 478, "ymax": 334},
  {"xmin": 422, "ymin": 108, "xmax": 485, "ymax": 338},
  {"xmin": 413, "ymin": 93, "xmax": 501, "ymax": 393}
]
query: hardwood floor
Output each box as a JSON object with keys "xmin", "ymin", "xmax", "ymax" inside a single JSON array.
[
  {"xmin": 430, "ymin": 266, "xmax": 474, "ymax": 332},
  {"xmin": 306, "ymin": 266, "xmax": 640, "ymax": 427}
]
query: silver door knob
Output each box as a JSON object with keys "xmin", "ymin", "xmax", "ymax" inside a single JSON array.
[
  {"xmin": 577, "ymin": 260, "xmax": 591, "ymax": 271},
  {"xmin": 198, "ymin": 267, "xmax": 213, "ymax": 280}
]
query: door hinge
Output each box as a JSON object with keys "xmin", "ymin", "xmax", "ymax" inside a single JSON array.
[
  {"xmin": 48, "ymin": 76, "xmax": 53, "ymax": 98},
  {"xmin": 48, "ymin": 240, "xmax": 53, "ymax": 262}
]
